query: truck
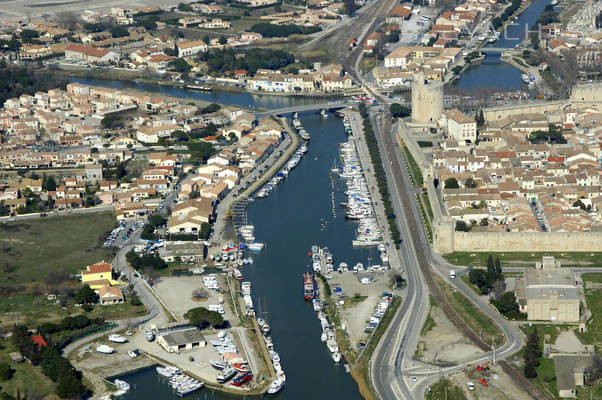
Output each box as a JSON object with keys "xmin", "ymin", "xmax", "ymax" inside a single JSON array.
[{"xmin": 449, "ymin": 270, "xmax": 456, "ymax": 279}]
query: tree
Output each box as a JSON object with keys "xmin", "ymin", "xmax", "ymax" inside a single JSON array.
[
  {"xmin": 74, "ymin": 285, "xmax": 98, "ymax": 305},
  {"xmin": 475, "ymin": 109, "xmax": 485, "ymax": 127},
  {"xmin": 200, "ymin": 103, "xmax": 221, "ymax": 114},
  {"xmin": 56, "ymin": 373, "xmax": 87, "ymax": 398},
  {"xmin": 455, "ymin": 220, "xmax": 470, "ymax": 232},
  {"xmin": 343, "ymin": 0, "xmax": 357, "ymax": 15},
  {"xmin": 0, "ymin": 362, "xmax": 14, "ymax": 381},
  {"xmin": 524, "ymin": 327, "xmax": 542, "ymax": 378},
  {"xmin": 169, "ymin": 58, "xmax": 192, "ymax": 73},
  {"xmin": 573, "ymin": 199, "xmax": 586, "ymax": 210},
  {"xmin": 101, "ymin": 115, "xmax": 123, "ymax": 130},
  {"xmin": 43, "ymin": 175, "xmax": 57, "ymax": 191},
  {"xmin": 490, "ymin": 279, "xmax": 507, "ymax": 301},
  {"xmin": 468, "ymin": 269, "xmax": 489, "ymax": 294},
  {"xmin": 444, "ymin": 177, "xmax": 459, "ymax": 189},
  {"xmin": 184, "ymin": 307, "xmax": 224, "ymax": 329},
  {"xmin": 464, "ymin": 177, "xmax": 477, "ymax": 188},
  {"xmin": 390, "ymin": 103, "xmax": 411, "ymax": 118},
  {"xmin": 20, "ymin": 29, "xmax": 40, "ymax": 44},
  {"xmin": 218, "ymin": 36, "xmax": 227, "ymax": 45},
  {"xmin": 491, "ymin": 291, "xmax": 522, "ymax": 317},
  {"xmin": 110, "ymin": 26, "xmax": 130, "ymax": 38}
]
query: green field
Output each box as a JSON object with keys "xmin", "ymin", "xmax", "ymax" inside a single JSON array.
[
  {"xmin": 426, "ymin": 379, "xmax": 466, "ymax": 400},
  {"xmin": 0, "ymin": 212, "xmax": 116, "ymax": 285},
  {"xmin": 443, "ymin": 252, "xmax": 602, "ymax": 269},
  {"xmin": 435, "ymin": 276, "xmax": 504, "ymax": 346},
  {"xmin": 577, "ymin": 273, "xmax": 602, "ymax": 346},
  {"xmin": 0, "ymin": 340, "xmax": 59, "ymax": 399}
]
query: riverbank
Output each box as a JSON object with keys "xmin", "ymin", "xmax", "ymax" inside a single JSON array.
[{"xmin": 213, "ymin": 117, "xmax": 300, "ymax": 243}]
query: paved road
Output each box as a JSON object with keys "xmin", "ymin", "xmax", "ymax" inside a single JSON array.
[{"xmin": 212, "ymin": 126, "xmax": 295, "ymax": 244}]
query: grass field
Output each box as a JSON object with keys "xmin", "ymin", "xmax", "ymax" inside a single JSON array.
[
  {"xmin": 0, "ymin": 340, "xmax": 58, "ymax": 399},
  {"xmin": 0, "ymin": 212, "xmax": 115, "ymax": 286},
  {"xmin": 402, "ymin": 146, "xmax": 423, "ymax": 187},
  {"xmin": 577, "ymin": 273, "xmax": 602, "ymax": 346},
  {"xmin": 426, "ymin": 378, "xmax": 467, "ymax": 400},
  {"xmin": 435, "ymin": 275, "xmax": 504, "ymax": 346},
  {"xmin": 443, "ymin": 252, "xmax": 602, "ymax": 268},
  {"xmin": 0, "ymin": 294, "xmax": 146, "ymax": 328}
]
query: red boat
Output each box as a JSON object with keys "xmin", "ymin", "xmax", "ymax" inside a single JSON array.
[
  {"xmin": 304, "ymin": 273, "xmax": 315, "ymax": 300},
  {"xmin": 231, "ymin": 372, "xmax": 252, "ymax": 386},
  {"xmin": 233, "ymin": 363, "xmax": 250, "ymax": 372}
]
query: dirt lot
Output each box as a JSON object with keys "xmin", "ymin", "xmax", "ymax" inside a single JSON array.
[
  {"xmin": 417, "ymin": 305, "xmax": 482, "ymax": 364},
  {"xmin": 152, "ymin": 274, "xmax": 236, "ymax": 323},
  {"xmin": 329, "ymin": 269, "xmax": 392, "ymax": 346},
  {"xmin": 445, "ymin": 364, "xmax": 532, "ymax": 400}
]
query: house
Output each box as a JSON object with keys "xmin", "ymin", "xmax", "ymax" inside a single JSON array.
[
  {"xmin": 177, "ymin": 40, "xmax": 208, "ymax": 58},
  {"xmin": 65, "ymin": 44, "xmax": 120, "ymax": 64},
  {"xmin": 137, "ymin": 124, "xmax": 180, "ymax": 143},
  {"xmin": 85, "ymin": 164, "xmax": 103, "ymax": 182},
  {"xmin": 386, "ymin": 5, "xmax": 412, "ymax": 25},
  {"xmin": 81, "ymin": 262, "xmax": 120, "ymax": 289},
  {"xmin": 157, "ymin": 325, "xmax": 206, "ymax": 353},
  {"xmin": 19, "ymin": 44, "xmax": 53, "ymax": 60},
  {"xmin": 98, "ymin": 285, "xmax": 125, "ymax": 305}
]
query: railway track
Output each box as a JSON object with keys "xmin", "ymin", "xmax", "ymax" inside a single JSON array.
[{"xmin": 370, "ymin": 107, "xmax": 550, "ymax": 400}]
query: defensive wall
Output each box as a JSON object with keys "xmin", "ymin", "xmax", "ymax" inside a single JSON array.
[
  {"xmin": 432, "ymin": 215, "xmax": 602, "ymax": 253},
  {"xmin": 482, "ymin": 82, "xmax": 602, "ymax": 122}
]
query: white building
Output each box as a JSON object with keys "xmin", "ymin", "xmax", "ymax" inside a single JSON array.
[
  {"xmin": 442, "ymin": 109, "xmax": 477, "ymax": 143},
  {"xmin": 177, "ymin": 40, "xmax": 208, "ymax": 58}
]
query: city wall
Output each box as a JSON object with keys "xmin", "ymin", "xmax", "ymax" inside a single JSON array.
[
  {"xmin": 396, "ymin": 121, "xmax": 444, "ymax": 222},
  {"xmin": 483, "ymin": 82, "xmax": 602, "ymax": 122},
  {"xmin": 433, "ymin": 216, "xmax": 602, "ymax": 253}
]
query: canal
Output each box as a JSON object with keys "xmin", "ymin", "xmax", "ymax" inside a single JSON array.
[
  {"xmin": 70, "ymin": 77, "xmax": 328, "ymax": 110},
  {"xmin": 453, "ymin": 0, "xmax": 553, "ymax": 90},
  {"xmin": 117, "ymin": 112, "xmax": 381, "ymax": 399}
]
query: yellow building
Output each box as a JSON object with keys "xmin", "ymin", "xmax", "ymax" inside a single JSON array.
[{"xmin": 81, "ymin": 262, "xmax": 120, "ymax": 290}]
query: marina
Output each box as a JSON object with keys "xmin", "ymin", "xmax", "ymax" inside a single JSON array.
[{"xmin": 113, "ymin": 112, "xmax": 370, "ymax": 399}]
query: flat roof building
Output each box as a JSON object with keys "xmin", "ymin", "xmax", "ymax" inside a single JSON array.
[
  {"xmin": 515, "ymin": 257, "xmax": 579, "ymax": 322},
  {"xmin": 157, "ymin": 325, "xmax": 206, "ymax": 353}
]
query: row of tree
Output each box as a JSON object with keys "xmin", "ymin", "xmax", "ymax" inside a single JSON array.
[
  {"xmin": 126, "ymin": 249, "xmax": 168, "ymax": 270},
  {"xmin": 198, "ymin": 48, "xmax": 296, "ymax": 75},
  {"xmin": 358, "ymin": 103, "xmax": 401, "ymax": 247},
  {"xmin": 11, "ymin": 325, "xmax": 88, "ymax": 398},
  {"xmin": 467, "ymin": 255, "xmax": 504, "ymax": 295},
  {"xmin": 184, "ymin": 307, "xmax": 224, "ymax": 329}
]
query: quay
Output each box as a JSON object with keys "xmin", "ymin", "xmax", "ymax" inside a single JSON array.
[
  {"xmin": 213, "ymin": 116, "xmax": 299, "ymax": 243},
  {"xmin": 341, "ymin": 109, "xmax": 400, "ymax": 271}
]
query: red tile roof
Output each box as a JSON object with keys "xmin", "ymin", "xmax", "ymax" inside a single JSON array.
[
  {"xmin": 31, "ymin": 335, "xmax": 47, "ymax": 348},
  {"xmin": 82, "ymin": 262, "xmax": 113, "ymax": 275}
]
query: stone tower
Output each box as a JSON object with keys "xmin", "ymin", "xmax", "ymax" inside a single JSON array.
[{"xmin": 411, "ymin": 71, "xmax": 443, "ymax": 125}]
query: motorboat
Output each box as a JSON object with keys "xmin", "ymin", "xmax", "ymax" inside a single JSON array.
[
  {"xmin": 128, "ymin": 350, "xmax": 138, "ymax": 358},
  {"xmin": 96, "ymin": 345, "xmax": 114, "ymax": 354},
  {"xmin": 113, "ymin": 379, "xmax": 130, "ymax": 391},
  {"xmin": 332, "ymin": 352, "xmax": 341, "ymax": 363},
  {"xmin": 109, "ymin": 334, "xmax": 127, "ymax": 343},
  {"xmin": 217, "ymin": 366, "xmax": 237, "ymax": 383},
  {"xmin": 232, "ymin": 268, "xmax": 243, "ymax": 280},
  {"xmin": 267, "ymin": 378, "xmax": 286, "ymax": 394},
  {"xmin": 156, "ymin": 366, "xmax": 181, "ymax": 377},
  {"xmin": 210, "ymin": 360, "xmax": 228, "ymax": 370},
  {"xmin": 233, "ymin": 363, "xmax": 250, "ymax": 373}
]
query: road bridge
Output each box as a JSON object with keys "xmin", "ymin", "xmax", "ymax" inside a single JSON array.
[{"xmin": 254, "ymin": 102, "xmax": 352, "ymax": 118}]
